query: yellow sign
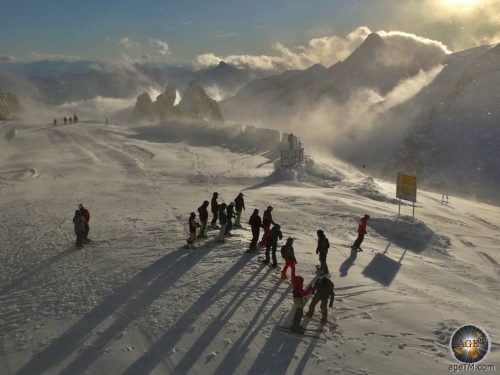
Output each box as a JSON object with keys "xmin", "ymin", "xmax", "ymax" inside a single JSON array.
[{"xmin": 396, "ymin": 173, "xmax": 417, "ymax": 202}]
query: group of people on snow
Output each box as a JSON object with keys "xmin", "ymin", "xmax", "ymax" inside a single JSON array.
[
  {"xmin": 72, "ymin": 203, "xmax": 90, "ymax": 248},
  {"xmin": 185, "ymin": 191, "xmax": 371, "ymax": 334},
  {"xmin": 54, "ymin": 114, "xmax": 78, "ymax": 127}
]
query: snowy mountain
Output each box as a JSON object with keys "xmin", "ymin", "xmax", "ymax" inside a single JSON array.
[{"xmin": 0, "ymin": 89, "xmax": 21, "ymax": 120}]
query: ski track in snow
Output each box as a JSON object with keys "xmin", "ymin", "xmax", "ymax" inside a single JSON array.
[{"xmin": 0, "ymin": 121, "xmax": 499, "ymax": 374}]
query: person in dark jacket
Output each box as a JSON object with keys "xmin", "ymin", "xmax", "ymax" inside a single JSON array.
[
  {"xmin": 234, "ymin": 193, "xmax": 245, "ymax": 227},
  {"xmin": 259, "ymin": 206, "xmax": 274, "ymax": 247},
  {"xmin": 197, "ymin": 200, "xmax": 209, "ymax": 239},
  {"xmin": 264, "ymin": 224, "xmax": 283, "ymax": 267},
  {"xmin": 64, "ymin": 116, "xmax": 68, "ymax": 125},
  {"xmin": 316, "ymin": 230, "xmax": 330, "ymax": 273},
  {"xmin": 225, "ymin": 202, "xmax": 235, "ymax": 236},
  {"xmin": 210, "ymin": 192, "xmax": 219, "ymax": 228},
  {"xmin": 247, "ymin": 209, "xmax": 262, "ymax": 252},
  {"xmin": 79, "ymin": 203, "xmax": 90, "ymax": 242},
  {"xmin": 216, "ymin": 203, "xmax": 228, "ymax": 243},
  {"xmin": 352, "ymin": 214, "xmax": 370, "ymax": 251},
  {"xmin": 186, "ymin": 212, "xmax": 200, "ymax": 248},
  {"xmin": 280, "ymin": 237, "xmax": 297, "ymax": 280},
  {"xmin": 73, "ymin": 210, "xmax": 85, "ymax": 248},
  {"xmin": 291, "ymin": 275, "xmax": 312, "ymax": 334},
  {"xmin": 306, "ymin": 270, "xmax": 335, "ymax": 324}
]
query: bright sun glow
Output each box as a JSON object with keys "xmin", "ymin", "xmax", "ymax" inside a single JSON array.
[{"xmin": 441, "ymin": 0, "xmax": 485, "ymax": 9}]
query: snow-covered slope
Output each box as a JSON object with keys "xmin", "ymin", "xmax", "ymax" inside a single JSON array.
[{"xmin": 0, "ymin": 120, "xmax": 499, "ymax": 374}]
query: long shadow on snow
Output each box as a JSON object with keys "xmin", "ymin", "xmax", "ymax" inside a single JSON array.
[
  {"xmin": 16, "ymin": 245, "xmax": 211, "ymax": 375},
  {"xmin": 339, "ymin": 246, "xmax": 358, "ymax": 277},
  {"xmin": 122, "ymin": 255, "xmax": 257, "ymax": 375},
  {"xmin": 213, "ymin": 279, "xmax": 290, "ymax": 375}
]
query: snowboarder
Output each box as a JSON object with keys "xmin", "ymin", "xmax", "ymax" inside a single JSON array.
[
  {"xmin": 64, "ymin": 116, "xmax": 68, "ymax": 125},
  {"xmin": 280, "ymin": 237, "xmax": 297, "ymax": 280},
  {"xmin": 79, "ymin": 203, "xmax": 91, "ymax": 242},
  {"xmin": 248, "ymin": 209, "xmax": 261, "ymax": 252},
  {"xmin": 225, "ymin": 202, "xmax": 235, "ymax": 236},
  {"xmin": 352, "ymin": 214, "xmax": 369, "ymax": 252},
  {"xmin": 210, "ymin": 192, "xmax": 219, "ymax": 228},
  {"xmin": 234, "ymin": 192, "xmax": 245, "ymax": 227},
  {"xmin": 291, "ymin": 275, "xmax": 312, "ymax": 334},
  {"xmin": 216, "ymin": 203, "xmax": 228, "ymax": 243},
  {"xmin": 316, "ymin": 230, "xmax": 330, "ymax": 274},
  {"xmin": 197, "ymin": 200, "xmax": 209, "ymax": 239},
  {"xmin": 186, "ymin": 212, "xmax": 200, "ymax": 248},
  {"xmin": 306, "ymin": 270, "xmax": 335, "ymax": 324},
  {"xmin": 264, "ymin": 224, "xmax": 283, "ymax": 267},
  {"xmin": 260, "ymin": 206, "xmax": 274, "ymax": 247},
  {"xmin": 73, "ymin": 210, "xmax": 85, "ymax": 248}
]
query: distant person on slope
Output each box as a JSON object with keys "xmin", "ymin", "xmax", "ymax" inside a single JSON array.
[
  {"xmin": 186, "ymin": 212, "xmax": 200, "ymax": 249},
  {"xmin": 291, "ymin": 275, "xmax": 312, "ymax": 334},
  {"xmin": 64, "ymin": 116, "xmax": 68, "ymax": 125},
  {"xmin": 69, "ymin": 116, "xmax": 73, "ymax": 124},
  {"xmin": 306, "ymin": 269, "xmax": 335, "ymax": 324},
  {"xmin": 210, "ymin": 192, "xmax": 220, "ymax": 228},
  {"xmin": 247, "ymin": 209, "xmax": 262, "ymax": 252},
  {"xmin": 53, "ymin": 118, "xmax": 57, "ymax": 127},
  {"xmin": 352, "ymin": 214, "xmax": 370, "ymax": 252},
  {"xmin": 316, "ymin": 230, "xmax": 330, "ymax": 273},
  {"xmin": 281, "ymin": 237, "xmax": 297, "ymax": 280},
  {"xmin": 73, "ymin": 114, "xmax": 78, "ymax": 124},
  {"xmin": 79, "ymin": 203, "xmax": 91, "ymax": 242},
  {"xmin": 234, "ymin": 192, "xmax": 245, "ymax": 227},
  {"xmin": 225, "ymin": 202, "xmax": 235, "ymax": 236},
  {"xmin": 73, "ymin": 210, "xmax": 85, "ymax": 248},
  {"xmin": 264, "ymin": 224, "xmax": 283, "ymax": 268},
  {"xmin": 197, "ymin": 200, "xmax": 210, "ymax": 239},
  {"xmin": 216, "ymin": 203, "xmax": 228, "ymax": 243},
  {"xmin": 260, "ymin": 206, "xmax": 274, "ymax": 247}
]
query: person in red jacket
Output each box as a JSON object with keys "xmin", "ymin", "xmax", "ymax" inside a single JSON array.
[
  {"xmin": 351, "ymin": 214, "xmax": 370, "ymax": 252},
  {"xmin": 78, "ymin": 203, "xmax": 91, "ymax": 242},
  {"xmin": 291, "ymin": 275, "xmax": 312, "ymax": 334},
  {"xmin": 210, "ymin": 192, "xmax": 219, "ymax": 228}
]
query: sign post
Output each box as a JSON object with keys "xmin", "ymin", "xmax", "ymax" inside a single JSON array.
[{"xmin": 396, "ymin": 173, "xmax": 417, "ymax": 221}]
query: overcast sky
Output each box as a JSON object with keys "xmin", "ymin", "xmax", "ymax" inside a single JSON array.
[{"xmin": 0, "ymin": 0, "xmax": 498, "ymax": 66}]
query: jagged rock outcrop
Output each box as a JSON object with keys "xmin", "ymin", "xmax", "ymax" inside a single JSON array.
[
  {"xmin": 154, "ymin": 84, "xmax": 178, "ymax": 120},
  {"xmin": 132, "ymin": 92, "xmax": 155, "ymax": 121},
  {"xmin": 177, "ymin": 81, "xmax": 224, "ymax": 121},
  {"xmin": 0, "ymin": 90, "xmax": 22, "ymax": 120}
]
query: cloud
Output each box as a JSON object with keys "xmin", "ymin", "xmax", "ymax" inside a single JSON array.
[
  {"xmin": 195, "ymin": 26, "xmax": 449, "ymax": 72},
  {"xmin": 119, "ymin": 37, "xmax": 133, "ymax": 48},
  {"xmin": 30, "ymin": 53, "xmax": 82, "ymax": 61},
  {"xmin": 0, "ymin": 55, "xmax": 16, "ymax": 63},
  {"xmin": 149, "ymin": 38, "xmax": 170, "ymax": 56}
]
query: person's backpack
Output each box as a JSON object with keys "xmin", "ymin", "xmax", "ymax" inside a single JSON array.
[
  {"xmin": 280, "ymin": 245, "xmax": 287, "ymax": 259},
  {"xmin": 316, "ymin": 277, "xmax": 334, "ymax": 298}
]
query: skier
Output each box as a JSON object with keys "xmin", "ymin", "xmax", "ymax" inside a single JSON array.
[
  {"xmin": 73, "ymin": 210, "xmax": 85, "ymax": 248},
  {"xmin": 259, "ymin": 206, "xmax": 274, "ymax": 247},
  {"xmin": 210, "ymin": 192, "xmax": 220, "ymax": 228},
  {"xmin": 280, "ymin": 237, "xmax": 297, "ymax": 280},
  {"xmin": 225, "ymin": 202, "xmax": 235, "ymax": 236},
  {"xmin": 352, "ymin": 214, "xmax": 369, "ymax": 252},
  {"xmin": 197, "ymin": 200, "xmax": 209, "ymax": 239},
  {"xmin": 291, "ymin": 275, "xmax": 312, "ymax": 334},
  {"xmin": 216, "ymin": 203, "xmax": 228, "ymax": 243},
  {"xmin": 64, "ymin": 116, "xmax": 68, "ymax": 125},
  {"xmin": 234, "ymin": 192, "xmax": 245, "ymax": 227},
  {"xmin": 186, "ymin": 212, "xmax": 200, "ymax": 248},
  {"xmin": 306, "ymin": 270, "xmax": 335, "ymax": 324},
  {"xmin": 247, "ymin": 209, "xmax": 261, "ymax": 252},
  {"xmin": 316, "ymin": 230, "xmax": 330, "ymax": 273},
  {"xmin": 264, "ymin": 224, "xmax": 283, "ymax": 267},
  {"xmin": 79, "ymin": 203, "xmax": 91, "ymax": 242}
]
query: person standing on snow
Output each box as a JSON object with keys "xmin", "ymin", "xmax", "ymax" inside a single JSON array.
[
  {"xmin": 234, "ymin": 193, "xmax": 245, "ymax": 227},
  {"xmin": 306, "ymin": 270, "xmax": 335, "ymax": 324},
  {"xmin": 197, "ymin": 200, "xmax": 209, "ymax": 239},
  {"xmin": 352, "ymin": 214, "xmax": 370, "ymax": 252},
  {"xmin": 186, "ymin": 212, "xmax": 200, "ymax": 248},
  {"xmin": 290, "ymin": 275, "xmax": 312, "ymax": 334},
  {"xmin": 316, "ymin": 230, "xmax": 330, "ymax": 273},
  {"xmin": 260, "ymin": 206, "xmax": 274, "ymax": 247},
  {"xmin": 280, "ymin": 237, "xmax": 297, "ymax": 280},
  {"xmin": 264, "ymin": 223, "xmax": 283, "ymax": 267},
  {"xmin": 247, "ymin": 209, "xmax": 262, "ymax": 252},
  {"xmin": 210, "ymin": 192, "xmax": 220, "ymax": 228},
  {"xmin": 225, "ymin": 202, "xmax": 235, "ymax": 236},
  {"xmin": 73, "ymin": 210, "xmax": 85, "ymax": 248},
  {"xmin": 216, "ymin": 203, "xmax": 228, "ymax": 243},
  {"xmin": 79, "ymin": 203, "xmax": 91, "ymax": 242}
]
